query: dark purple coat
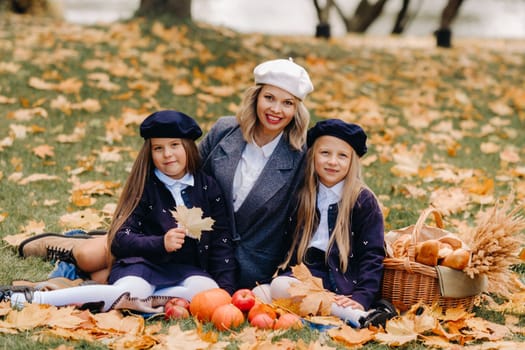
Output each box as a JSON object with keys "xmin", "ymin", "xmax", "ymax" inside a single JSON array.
[
  {"xmin": 286, "ymin": 188, "xmax": 385, "ymax": 309},
  {"xmin": 108, "ymin": 170, "xmax": 236, "ymax": 294}
]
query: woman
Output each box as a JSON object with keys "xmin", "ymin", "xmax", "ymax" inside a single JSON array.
[
  {"xmin": 18, "ymin": 58, "xmax": 314, "ymax": 290},
  {"xmin": 199, "ymin": 58, "xmax": 313, "ymax": 288}
]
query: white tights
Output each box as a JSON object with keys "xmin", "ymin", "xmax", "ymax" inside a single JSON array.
[
  {"xmin": 253, "ymin": 276, "xmax": 370, "ymax": 327},
  {"xmin": 11, "ymin": 275, "xmax": 218, "ymax": 312}
]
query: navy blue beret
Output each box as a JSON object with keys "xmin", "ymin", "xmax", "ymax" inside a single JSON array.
[
  {"xmin": 140, "ymin": 110, "xmax": 202, "ymax": 140},
  {"xmin": 307, "ymin": 119, "xmax": 367, "ymax": 157}
]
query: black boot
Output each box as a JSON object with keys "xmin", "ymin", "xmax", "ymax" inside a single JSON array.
[
  {"xmin": 359, "ymin": 299, "xmax": 398, "ymax": 328},
  {"xmin": 0, "ymin": 285, "xmax": 35, "ymax": 305}
]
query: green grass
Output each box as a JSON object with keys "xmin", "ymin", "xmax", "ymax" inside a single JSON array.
[{"xmin": 1, "ymin": 11, "xmax": 524, "ymax": 349}]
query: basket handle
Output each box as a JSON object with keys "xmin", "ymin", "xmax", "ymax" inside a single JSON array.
[{"xmin": 412, "ymin": 207, "xmax": 443, "ymax": 245}]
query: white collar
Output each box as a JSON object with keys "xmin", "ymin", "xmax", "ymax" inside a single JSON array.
[
  {"xmin": 154, "ymin": 168, "xmax": 194, "ymax": 188},
  {"xmin": 318, "ymin": 181, "xmax": 344, "ymax": 203},
  {"xmin": 250, "ymin": 132, "xmax": 282, "ymax": 158}
]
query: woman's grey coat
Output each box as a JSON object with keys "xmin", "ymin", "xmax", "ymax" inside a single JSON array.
[{"xmin": 199, "ymin": 117, "xmax": 306, "ymax": 288}]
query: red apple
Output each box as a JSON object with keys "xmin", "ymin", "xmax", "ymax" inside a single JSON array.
[
  {"xmin": 250, "ymin": 312, "xmax": 275, "ymax": 329},
  {"xmin": 231, "ymin": 289, "xmax": 256, "ymax": 312},
  {"xmin": 164, "ymin": 297, "xmax": 191, "ymax": 320}
]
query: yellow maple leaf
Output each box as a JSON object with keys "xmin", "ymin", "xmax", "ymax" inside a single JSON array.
[
  {"xmin": 164, "ymin": 324, "xmax": 213, "ymax": 349},
  {"xmin": 108, "ymin": 333, "xmax": 159, "ymax": 350},
  {"xmin": 59, "ymin": 208, "xmax": 105, "ymax": 231},
  {"xmin": 288, "ymin": 264, "xmax": 334, "ymax": 316},
  {"xmin": 42, "ymin": 327, "xmax": 94, "ymax": 342},
  {"xmin": 0, "ymin": 301, "xmax": 12, "ymax": 316},
  {"xmin": 5, "ymin": 303, "xmax": 52, "ymax": 330},
  {"xmin": 170, "ymin": 205, "xmax": 215, "ymax": 240},
  {"xmin": 3, "ymin": 232, "xmax": 31, "ymax": 247},
  {"xmin": 328, "ymin": 323, "xmax": 376, "ymax": 347},
  {"xmin": 18, "ymin": 173, "xmax": 60, "ymax": 185},
  {"xmin": 93, "ymin": 310, "xmax": 144, "ymax": 334},
  {"xmin": 21, "ymin": 220, "xmax": 46, "ymax": 235},
  {"xmin": 464, "ymin": 317, "xmax": 510, "ymax": 341},
  {"xmin": 374, "ymin": 317, "xmax": 418, "ymax": 346},
  {"xmin": 172, "ymin": 81, "xmax": 196, "ymax": 96},
  {"xmin": 32, "ymin": 145, "xmax": 53, "ymax": 161},
  {"xmin": 46, "ymin": 306, "xmax": 85, "ymax": 329},
  {"xmin": 200, "ymin": 85, "xmax": 236, "ymax": 97}
]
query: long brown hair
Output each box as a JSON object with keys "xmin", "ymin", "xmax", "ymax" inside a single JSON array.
[
  {"xmin": 105, "ymin": 138, "xmax": 200, "ymax": 266},
  {"xmin": 236, "ymin": 85, "xmax": 310, "ymax": 151},
  {"xmin": 280, "ymin": 140, "xmax": 366, "ymax": 273}
]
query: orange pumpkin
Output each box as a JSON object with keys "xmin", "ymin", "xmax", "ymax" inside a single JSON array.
[
  {"xmin": 190, "ymin": 288, "xmax": 232, "ymax": 322},
  {"xmin": 211, "ymin": 304, "xmax": 245, "ymax": 331},
  {"xmin": 247, "ymin": 302, "xmax": 277, "ymax": 322},
  {"xmin": 274, "ymin": 313, "xmax": 303, "ymax": 330}
]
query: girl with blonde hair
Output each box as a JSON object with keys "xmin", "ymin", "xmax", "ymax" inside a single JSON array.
[{"xmin": 259, "ymin": 119, "xmax": 396, "ymax": 328}]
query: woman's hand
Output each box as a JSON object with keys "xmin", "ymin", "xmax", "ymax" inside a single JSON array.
[
  {"xmin": 333, "ymin": 294, "xmax": 364, "ymax": 310},
  {"xmin": 164, "ymin": 227, "xmax": 187, "ymax": 252}
]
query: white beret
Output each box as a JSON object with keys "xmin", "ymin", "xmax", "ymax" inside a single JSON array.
[{"xmin": 253, "ymin": 58, "xmax": 314, "ymax": 100}]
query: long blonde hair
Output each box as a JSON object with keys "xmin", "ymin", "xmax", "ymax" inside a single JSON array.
[
  {"xmin": 236, "ymin": 85, "xmax": 310, "ymax": 151},
  {"xmin": 105, "ymin": 138, "xmax": 200, "ymax": 266},
  {"xmin": 281, "ymin": 140, "xmax": 365, "ymax": 273}
]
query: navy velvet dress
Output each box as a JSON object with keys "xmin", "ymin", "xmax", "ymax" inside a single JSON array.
[{"xmin": 108, "ymin": 169, "xmax": 236, "ymax": 294}]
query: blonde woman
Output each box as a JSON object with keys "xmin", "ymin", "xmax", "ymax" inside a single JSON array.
[{"xmin": 19, "ymin": 58, "xmax": 314, "ymax": 291}]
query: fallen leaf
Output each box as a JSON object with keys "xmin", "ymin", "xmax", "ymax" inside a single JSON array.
[
  {"xmin": 33, "ymin": 144, "xmax": 55, "ymax": 159},
  {"xmin": 374, "ymin": 317, "xmax": 418, "ymax": 346},
  {"xmin": 328, "ymin": 324, "xmax": 376, "ymax": 347},
  {"xmin": 288, "ymin": 264, "xmax": 334, "ymax": 316},
  {"xmin": 170, "ymin": 205, "xmax": 215, "ymax": 240},
  {"xmin": 163, "ymin": 324, "xmax": 213, "ymax": 350}
]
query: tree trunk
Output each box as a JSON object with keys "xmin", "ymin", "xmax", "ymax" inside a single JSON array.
[
  {"xmin": 391, "ymin": 0, "xmax": 410, "ymax": 34},
  {"xmin": 136, "ymin": 0, "xmax": 192, "ymax": 20},
  {"xmin": 435, "ymin": 0, "xmax": 464, "ymax": 48},
  {"xmin": 439, "ymin": 0, "xmax": 463, "ymax": 29},
  {"xmin": 336, "ymin": 0, "xmax": 389, "ymax": 33},
  {"xmin": 9, "ymin": 0, "xmax": 35, "ymax": 13},
  {"xmin": 313, "ymin": 0, "xmax": 334, "ymax": 38}
]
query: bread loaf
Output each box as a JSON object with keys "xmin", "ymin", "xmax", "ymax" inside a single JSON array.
[
  {"xmin": 415, "ymin": 239, "xmax": 440, "ymax": 266},
  {"xmin": 438, "ymin": 235, "xmax": 463, "ymax": 250},
  {"xmin": 438, "ymin": 242, "xmax": 454, "ymax": 259},
  {"xmin": 441, "ymin": 248, "xmax": 470, "ymax": 270}
]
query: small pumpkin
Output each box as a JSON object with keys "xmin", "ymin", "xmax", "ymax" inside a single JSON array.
[
  {"xmin": 274, "ymin": 313, "xmax": 303, "ymax": 330},
  {"xmin": 250, "ymin": 312, "xmax": 275, "ymax": 329},
  {"xmin": 211, "ymin": 304, "xmax": 245, "ymax": 331},
  {"xmin": 247, "ymin": 302, "xmax": 277, "ymax": 322},
  {"xmin": 190, "ymin": 288, "xmax": 232, "ymax": 322}
]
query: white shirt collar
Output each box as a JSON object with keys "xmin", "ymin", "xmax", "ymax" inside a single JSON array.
[
  {"xmin": 318, "ymin": 181, "xmax": 344, "ymax": 204},
  {"xmin": 154, "ymin": 168, "xmax": 194, "ymax": 188},
  {"xmin": 251, "ymin": 132, "xmax": 283, "ymax": 158}
]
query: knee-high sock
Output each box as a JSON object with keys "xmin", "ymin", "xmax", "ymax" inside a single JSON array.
[
  {"xmin": 252, "ymin": 283, "xmax": 272, "ymax": 304},
  {"xmin": 270, "ymin": 275, "xmax": 369, "ymax": 327},
  {"xmin": 11, "ymin": 276, "xmax": 154, "ymax": 312},
  {"xmin": 152, "ymin": 275, "xmax": 218, "ymax": 301}
]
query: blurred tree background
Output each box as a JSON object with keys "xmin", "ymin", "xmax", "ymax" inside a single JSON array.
[{"xmin": 2, "ymin": 0, "xmax": 466, "ymax": 47}]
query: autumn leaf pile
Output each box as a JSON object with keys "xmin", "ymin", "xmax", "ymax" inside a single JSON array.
[{"xmin": 1, "ymin": 10, "xmax": 525, "ymax": 349}]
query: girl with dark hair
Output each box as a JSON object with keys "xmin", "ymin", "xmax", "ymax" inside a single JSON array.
[{"xmin": 3, "ymin": 110, "xmax": 235, "ymax": 311}]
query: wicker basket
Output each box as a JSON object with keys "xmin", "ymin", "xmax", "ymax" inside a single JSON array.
[{"xmin": 381, "ymin": 208, "xmax": 477, "ymax": 312}]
